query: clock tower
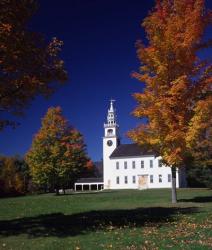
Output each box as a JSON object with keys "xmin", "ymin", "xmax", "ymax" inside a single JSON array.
[{"xmin": 103, "ymin": 100, "xmax": 119, "ymax": 189}]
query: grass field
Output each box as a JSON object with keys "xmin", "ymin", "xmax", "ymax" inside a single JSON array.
[{"xmin": 0, "ymin": 189, "xmax": 212, "ymax": 250}]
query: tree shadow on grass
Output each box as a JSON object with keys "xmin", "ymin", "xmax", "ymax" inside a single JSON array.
[
  {"xmin": 0, "ymin": 207, "xmax": 198, "ymax": 238},
  {"xmin": 178, "ymin": 196, "xmax": 212, "ymax": 203}
]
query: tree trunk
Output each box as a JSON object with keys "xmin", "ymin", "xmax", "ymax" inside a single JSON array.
[
  {"xmin": 171, "ymin": 167, "xmax": 177, "ymax": 203},
  {"xmin": 24, "ymin": 175, "xmax": 26, "ymax": 193},
  {"xmin": 55, "ymin": 187, "xmax": 59, "ymax": 195}
]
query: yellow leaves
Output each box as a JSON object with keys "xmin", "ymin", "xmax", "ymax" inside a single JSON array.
[
  {"xmin": 26, "ymin": 107, "xmax": 91, "ymax": 189},
  {"xmin": 186, "ymin": 96, "xmax": 212, "ymax": 158},
  {"xmin": 169, "ymin": 76, "xmax": 188, "ymax": 96},
  {"xmin": 188, "ymin": 98, "xmax": 212, "ymax": 132},
  {"xmin": 0, "ymin": 156, "xmax": 25, "ymax": 194},
  {"xmin": 166, "ymin": 151, "xmax": 183, "ymax": 166},
  {"xmin": 156, "ymin": 64, "xmax": 167, "ymax": 75},
  {"xmin": 148, "ymin": 137, "xmax": 161, "ymax": 146}
]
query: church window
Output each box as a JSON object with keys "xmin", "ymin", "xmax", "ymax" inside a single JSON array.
[
  {"xmin": 141, "ymin": 160, "xmax": 144, "ymax": 168},
  {"xmin": 125, "ymin": 176, "xmax": 128, "ymax": 184},
  {"xmin": 107, "ymin": 129, "xmax": 113, "ymax": 135},
  {"xmin": 116, "ymin": 176, "xmax": 120, "ymax": 184},
  {"xmin": 158, "ymin": 159, "xmax": 162, "ymax": 167},
  {"xmin": 150, "ymin": 160, "xmax": 153, "ymax": 168},
  {"xmin": 116, "ymin": 162, "xmax": 119, "ymax": 169},
  {"xmin": 168, "ymin": 174, "xmax": 171, "ymax": 182},
  {"xmin": 159, "ymin": 174, "xmax": 162, "ymax": 183},
  {"xmin": 150, "ymin": 175, "xmax": 153, "ymax": 183},
  {"xmin": 132, "ymin": 161, "xmax": 136, "ymax": 169},
  {"xmin": 124, "ymin": 161, "xmax": 127, "ymax": 169},
  {"xmin": 132, "ymin": 176, "xmax": 136, "ymax": 183}
]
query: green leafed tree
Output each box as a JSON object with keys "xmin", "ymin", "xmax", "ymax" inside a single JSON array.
[
  {"xmin": 25, "ymin": 107, "xmax": 93, "ymax": 194},
  {"xmin": 0, "ymin": 0, "xmax": 67, "ymax": 130}
]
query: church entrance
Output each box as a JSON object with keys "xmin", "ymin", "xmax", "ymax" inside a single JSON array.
[{"xmin": 138, "ymin": 175, "xmax": 148, "ymax": 189}]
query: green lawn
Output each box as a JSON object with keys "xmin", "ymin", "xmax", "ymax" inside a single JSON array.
[{"xmin": 0, "ymin": 189, "xmax": 212, "ymax": 250}]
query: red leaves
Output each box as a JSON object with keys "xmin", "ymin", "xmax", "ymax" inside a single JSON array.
[
  {"xmin": 86, "ymin": 160, "xmax": 94, "ymax": 170},
  {"xmin": 0, "ymin": 0, "xmax": 67, "ymax": 130}
]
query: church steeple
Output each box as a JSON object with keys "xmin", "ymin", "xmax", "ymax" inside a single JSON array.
[
  {"xmin": 105, "ymin": 99, "xmax": 118, "ymax": 128},
  {"xmin": 104, "ymin": 99, "xmax": 119, "ymax": 139},
  {"xmin": 103, "ymin": 99, "xmax": 120, "ymax": 189}
]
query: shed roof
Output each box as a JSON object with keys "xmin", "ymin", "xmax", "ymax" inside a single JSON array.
[{"xmin": 75, "ymin": 177, "xmax": 103, "ymax": 184}]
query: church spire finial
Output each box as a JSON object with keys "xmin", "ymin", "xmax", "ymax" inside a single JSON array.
[{"xmin": 109, "ymin": 99, "xmax": 115, "ymax": 112}]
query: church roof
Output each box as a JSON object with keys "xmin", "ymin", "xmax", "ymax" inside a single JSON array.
[{"xmin": 110, "ymin": 143, "xmax": 154, "ymax": 158}]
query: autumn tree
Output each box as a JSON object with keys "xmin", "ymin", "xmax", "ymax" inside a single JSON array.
[
  {"xmin": 0, "ymin": 156, "xmax": 25, "ymax": 196},
  {"xmin": 0, "ymin": 0, "xmax": 67, "ymax": 130},
  {"xmin": 186, "ymin": 99, "xmax": 212, "ymax": 167},
  {"xmin": 26, "ymin": 107, "xmax": 93, "ymax": 194},
  {"xmin": 129, "ymin": 0, "xmax": 211, "ymax": 203},
  {"xmin": 14, "ymin": 155, "xmax": 30, "ymax": 193}
]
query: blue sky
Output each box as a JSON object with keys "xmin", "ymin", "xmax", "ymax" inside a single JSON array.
[{"xmin": 0, "ymin": 0, "xmax": 211, "ymax": 161}]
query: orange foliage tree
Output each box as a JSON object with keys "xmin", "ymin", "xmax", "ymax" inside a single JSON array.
[
  {"xmin": 129, "ymin": 0, "xmax": 211, "ymax": 203},
  {"xmin": 186, "ymin": 97, "xmax": 212, "ymax": 167},
  {"xmin": 26, "ymin": 107, "xmax": 93, "ymax": 194},
  {"xmin": 0, "ymin": 0, "xmax": 67, "ymax": 130}
]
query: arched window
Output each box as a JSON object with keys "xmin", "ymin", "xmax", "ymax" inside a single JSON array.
[{"xmin": 107, "ymin": 129, "xmax": 113, "ymax": 135}]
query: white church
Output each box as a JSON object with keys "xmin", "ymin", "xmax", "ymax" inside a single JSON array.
[{"xmin": 75, "ymin": 100, "xmax": 186, "ymax": 191}]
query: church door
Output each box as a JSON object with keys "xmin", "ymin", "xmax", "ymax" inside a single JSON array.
[
  {"xmin": 107, "ymin": 179, "xmax": 111, "ymax": 189},
  {"xmin": 138, "ymin": 175, "xmax": 148, "ymax": 189}
]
